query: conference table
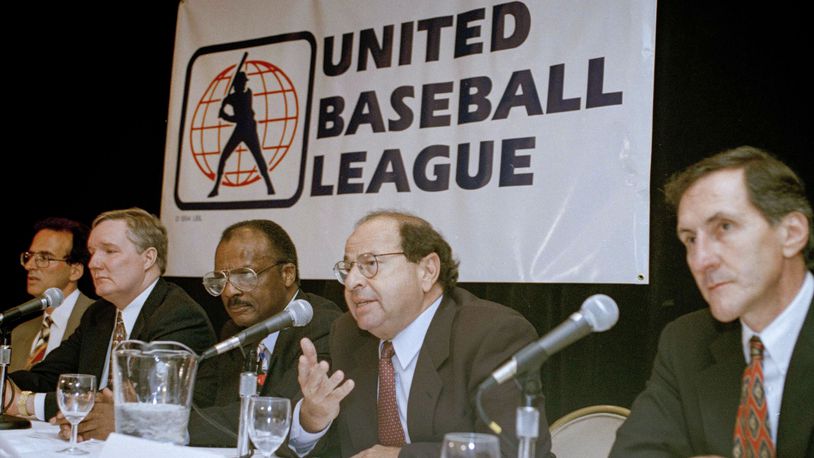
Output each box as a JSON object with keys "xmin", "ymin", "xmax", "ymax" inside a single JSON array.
[{"xmin": 0, "ymin": 421, "xmax": 237, "ymax": 458}]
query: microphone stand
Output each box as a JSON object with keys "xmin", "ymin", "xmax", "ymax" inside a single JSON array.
[
  {"xmin": 514, "ymin": 373, "xmax": 541, "ymax": 458},
  {"xmin": 0, "ymin": 328, "xmax": 31, "ymax": 430}
]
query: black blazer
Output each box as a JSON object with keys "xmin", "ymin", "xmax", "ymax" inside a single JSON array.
[
  {"xmin": 10, "ymin": 278, "xmax": 216, "ymax": 419},
  {"xmin": 316, "ymin": 287, "xmax": 553, "ymax": 458},
  {"xmin": 187, "ymin": 291, "xmax": 341, "ymax": 447},
  {"xmin": 611, "ymin": 298, "xmax": 814, "ymax": 457}
]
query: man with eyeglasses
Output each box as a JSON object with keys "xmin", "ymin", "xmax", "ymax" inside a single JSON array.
[
  {"xmin": 5, "ymin": 208, "xmax": 216, "ymax": 442},
  {"xmin": 287, "ymin": 211, "xmax": 553, "ymax": 458},
  {"xmin": 188, "ymin": 219, "xmax": 341, "ymax": 447},
  {"xmin": 9, "ymin": 217, "xmax": 94, "ymax": 372}
]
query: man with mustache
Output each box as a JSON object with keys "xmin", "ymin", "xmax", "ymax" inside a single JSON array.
[
  {"xmin": 288, "ymin": 211, "xmax": 553, "ymax": 457},
  {"xmin": 611, "ymin": 147, "xmax": 814, "ymax": 457},
  {"xmin": 188, "ymin": 219, "xmax": 340, "ymax": 447},
  {"xmin": 10, "ymin": 217, "xmax": 93, "ymax": 372},
  {"xmin": 5, "ymin": 208, "xmax": 216, "ymax": 442}
]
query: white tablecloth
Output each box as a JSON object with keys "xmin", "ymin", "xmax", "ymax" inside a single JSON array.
[{"xmin": 0, "ymin": 421, "xmax": 237, "ymax": 458}]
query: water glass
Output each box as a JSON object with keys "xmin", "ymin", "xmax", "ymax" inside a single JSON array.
[
  {"xmin": 56, "ymin": 373, "xmax": 96, "ymax": 455},
  {"xmin": 248, "ymin": 396, "xmax": 291, "ymax": 457},
  {"xmin": 441, "ymin": 432, "xmax": 500, "ymax": 458}
]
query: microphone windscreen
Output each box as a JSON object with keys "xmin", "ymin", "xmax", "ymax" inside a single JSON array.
[
  {"xmin": 44, "ymin": 287, "xmax": 64, "ymax": 308},
  {"xmin": 286, "ymin": 299, "xmax": 313, "ymax": 326},
  {"xmin": 580, "ymin": 294, "xmax": 619, "ymax": 332}
]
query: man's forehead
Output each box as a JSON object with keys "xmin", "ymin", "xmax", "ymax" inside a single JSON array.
[
  {"xmin": 677, "ymin": 169, "xmax": 750, "ymax": 220},
  {"xmin": 345, "ymin": 218, "xmax": 401, "ymax": 255}
]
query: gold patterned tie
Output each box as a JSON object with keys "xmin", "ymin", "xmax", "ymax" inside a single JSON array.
[
  {"xmin": 108, "ymin": 310, "xmax": 127, "ymax": 387},
  {"xmin": 733, "ymin": 336, "xmax": 775, "ymax": 458},
  {"xmin": 377, "ymin": 341, "xmax": 405, "ymax": 447},
  {"xmin": 25, "ymin": 315, "xmax": 53, "ymax": 369}
]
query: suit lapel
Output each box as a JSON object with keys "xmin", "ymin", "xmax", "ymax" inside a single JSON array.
[
  {"xmin": 343, "ymin": 333, "xmax": 379, "ymax": 451},
  {"xmin": 64, "ymin": 293, "xmax": 92, "ymax": 340},
  {"xmin": 84, "ymin": 303, "xmax": 117, "ymax": 380},
  {"xmin": 695, "ymin": 322, "xmax": 743, "ymax": 454},
  {"xmin": 406, "ymin": 297, "xmax": 453, "ymax": 440},
  {"xmin": 776, "ymin": 297, "xmax": 814, "ymax": 456},
  {"xmin": 130, "ymin": 279, "xmax": 167, "ymax": 340}
]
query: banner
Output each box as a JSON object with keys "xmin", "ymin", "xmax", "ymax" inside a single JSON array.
[{"xmin": 161, "ymin": 0, "xmax": 656, "ymax": 283}]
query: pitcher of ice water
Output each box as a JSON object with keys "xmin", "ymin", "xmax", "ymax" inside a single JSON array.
[{"xmin": 111, "ymin": 340, "xmax": 198, "ymax": 445}]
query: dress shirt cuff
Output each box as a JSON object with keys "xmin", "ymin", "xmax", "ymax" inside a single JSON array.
[
  {"xmin": 34, "ymin": 393, "xmax": 47, "ymax": 421},
  {"xmin": 288, "ymin": 399, "xmax": 330, "ymax": 457}
]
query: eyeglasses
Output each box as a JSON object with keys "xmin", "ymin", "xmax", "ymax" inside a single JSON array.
[
  {"xmin": 20, "ymin": 251, "xmax": 70, "ymax": 269},
  {"xmin": 333, "ymin": 252, "xmax": 405, "ymax": 285},
  {"xmin": 202, "ymin": 262, "xmax": 288, "ymax": 296}
]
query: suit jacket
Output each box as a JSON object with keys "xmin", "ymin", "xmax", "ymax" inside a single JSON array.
[
  {"xmin": 611, "ymin": 300, "xmax": 814, "ymax": 457},
  {"xmin": 187, "ymin": 292, "xmax": 341, "ymax": 447},
  {"xmin": 321, "ymin": 287, "xmax": 553, "ymax": 458},
  {"xmin": 10, "ymin": 278, "xmax": 217, "ymax": 419},
  {"xmin": 9, "ymin": 292, "xmax": 94, "ymax": 371}
]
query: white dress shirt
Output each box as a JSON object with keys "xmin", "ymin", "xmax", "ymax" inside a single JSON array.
[
  {"xmin": 289, "ymin": 295, "xmax": 443, "ymax": 455},
  {"xmin": 740, "ymin": 271, "xmax": 812, "ymax": 444}
]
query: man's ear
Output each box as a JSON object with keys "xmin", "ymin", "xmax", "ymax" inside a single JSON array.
[
  {"xmin": 418, "ymin": 252, "xmax": 440, "ymax": 293},
  {"xmin": 779, "ymin": 211, "xmax": 809, "ymax": 258}
]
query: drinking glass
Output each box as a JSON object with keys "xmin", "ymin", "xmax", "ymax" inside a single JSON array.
[
  {"xmin": 248, "ymin": 396, "xmax": 291, "ymax": 457},
  {"xmin": 56, "ymin": 374, "xmax": 96, "ymax": 455},
  {"xmin": 441, "ymin": 432, "xmax": 501, "ymax": 458}
]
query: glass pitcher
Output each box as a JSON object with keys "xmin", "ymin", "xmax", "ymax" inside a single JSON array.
[{"xmin": 111, "ymin": 340, "xmax": 198, "ymax": 445}]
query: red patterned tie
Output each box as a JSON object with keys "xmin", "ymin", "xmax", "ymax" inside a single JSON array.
[
  {"xmin": 25, "ymin": 315, "xmax": 53, "ymax": 369},
  {"xmin": 377, "ymin": 341, "xmax": 405, "ymax": 447},
  {"xmin": 733, "ymin": 336, "xmax": 775, "ymax": 458},
  {"xmin": 108, "ymin": 310, "xmax": 127, "ymax": 387}
]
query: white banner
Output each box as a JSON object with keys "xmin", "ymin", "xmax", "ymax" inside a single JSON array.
[{"xmin": 161, "ymin": 0, "xmax": 656, "ymax": 283}]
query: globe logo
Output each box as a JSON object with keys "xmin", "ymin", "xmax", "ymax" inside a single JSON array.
[{"xmin": 188, "ymin": 59, "xmax": 299, "ymax": 194}]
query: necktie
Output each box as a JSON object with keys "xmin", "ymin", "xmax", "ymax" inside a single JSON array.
[
  {"xmin": 108, "ymin": 310, "xmax": 127, "ymax": 387},
  {"xmin": 377, "ymin": 341, "xmax": 405, "ymax": 447},
  {"xmin": 256, "ymin": 343, "xmax": 270, "ymax": 390},
  {"xmin": 733, "ymin": 336, "xmax": 775, "ymax": 458},
  {"xmin": 25, "ymin": 315, "xmax": 53, "ymax": 369}
]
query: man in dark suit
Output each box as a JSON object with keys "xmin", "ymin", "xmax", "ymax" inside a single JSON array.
[
  {"xmin": 289, "ymin": 211, "xmax": 553, "ymax": 457},
  {"xmin": 4, "ymin": 208, "xmax": 216, "ymax": 441},
  {"xmin": 11, "ymin": 217, "xmax": 94, "ymax": 371},
  {"xmin": 188, "ymin": 219, "xmax": 340, "ymax": 447},
  {"xmin": 611, "ymin": 146, "xmax": 814, "ymax": 457}
]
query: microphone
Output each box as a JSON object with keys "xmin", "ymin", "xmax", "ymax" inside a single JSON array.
[
  {"xmin": 0, "ymin": 287, "xmax": 64, "ymax": 326},
  {"xmin": 200, "ymin": 299, "xmax": 313, "ymax": 361},
  {"xmin": 479, "ymin": 294, "xmax": 619, "ymax": 391}
]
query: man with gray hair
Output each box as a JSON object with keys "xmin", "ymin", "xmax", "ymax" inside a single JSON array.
[{"xmin": 5, "ymin": 207, "xmax": 216, "ymax": 441}]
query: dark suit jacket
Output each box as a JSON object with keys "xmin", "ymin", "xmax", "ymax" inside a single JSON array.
[
  {"xmin": 188, "ymin": 292, "xmax": 341, "ymax": 447},
  {"xmin": 320, "ymin": 287, "xmax": 553, "ymax": 458},
  {"xmin": 611, "ymin": 300, "xmax": 814, "ymax": 457},
  {"xmin": 10, "ymin": 278, "xmax": 216, "ymax": 419},
  {"xmin": 9, "ymin": 292, "xmax": 93, "ymax": 371}
]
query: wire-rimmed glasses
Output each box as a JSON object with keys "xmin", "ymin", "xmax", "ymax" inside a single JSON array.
[
  {"xmin": 333, "ymin": 252, "xmax": 405, "ymax": 284},
  {"xmin": 202, "ymin": 262, "xmax": 287, "ymax": 296},
  {"xmin": 20, "ymin": 251, "xmax": 70, "ymax": 269}
]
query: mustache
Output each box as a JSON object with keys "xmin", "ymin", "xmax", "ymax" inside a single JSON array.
[{"xmin": 227, "ymin": 298, "xmax": 254, "ymax": 308}]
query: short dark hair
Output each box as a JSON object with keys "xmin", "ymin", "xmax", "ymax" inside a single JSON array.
[
  {"xmin": 357, "ymin": 210, "xmax": 459, "ymax": 291},
  {"xmin": 93, "ymin": 208, "xmax": 169, "ymax": 274},
  {"xmin": 33, "ymin": 217, "xmax": 90, "ymax": 265},
  {"xmin": 664, "ymin": 145, "xmax": 814, "ymax": 267},
  {"xmin": 220, "ymin": 220, "xmax": 300, "ymax": 283}
]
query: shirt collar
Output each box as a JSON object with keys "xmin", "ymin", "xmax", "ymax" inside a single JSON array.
[
  {"xmin": 741, "ymin": 271, "xmax": 813, "ymax": 374},
  {"xmin": 48, "ymin": 289, "xmax": 80, "ymax": 326},
  {"xmin": 386, "ymin": 295, "xmax": 443, "ymax": 371},
  {"xmin": 119, "ymin": 278, "xmax": 159, "ymax": 336}
]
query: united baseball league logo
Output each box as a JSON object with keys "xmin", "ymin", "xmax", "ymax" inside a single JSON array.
[{"xmin": 174, "ymin": 33, "xmax": 315, "ymax": 210}]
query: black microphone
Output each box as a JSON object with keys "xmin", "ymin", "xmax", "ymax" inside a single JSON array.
[
  {"xmin": 0, "ymin": 288, "xmax": 64, "ymax": 326},
  {"xmin": 200, "ymin": 299, "xmax": 313, "ymax": 361},
  {"xmin": 479, "ymin": 294, "xmax": 619, "ymax": 391}
]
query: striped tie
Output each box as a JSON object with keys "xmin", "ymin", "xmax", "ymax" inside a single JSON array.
[
  {"xmin": 733, "ymin": 336, "xmax": 775, "ymax": 458},
  {"xmin": 25, "ymin": 315, "xmax": 53, "ymax": 369}
]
